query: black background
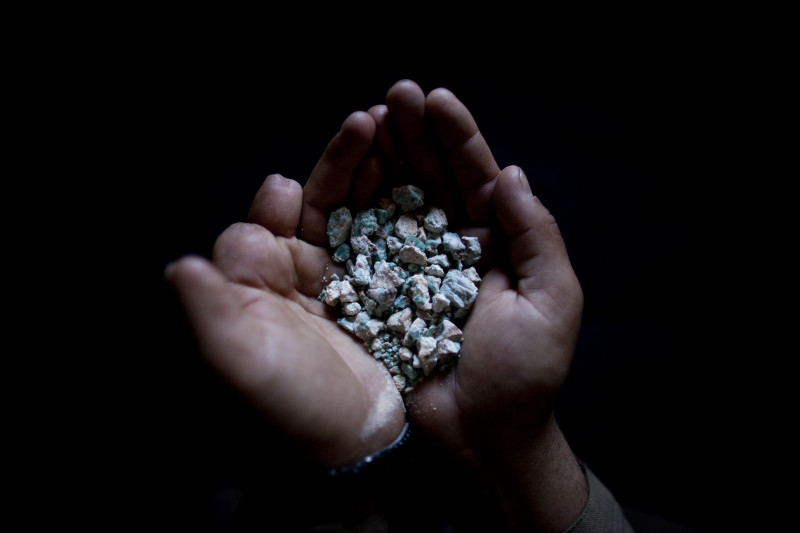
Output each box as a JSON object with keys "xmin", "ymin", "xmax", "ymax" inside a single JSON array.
[{"xmin": 55, "ymin": 24, "xmax": 763, "ymax": 531}]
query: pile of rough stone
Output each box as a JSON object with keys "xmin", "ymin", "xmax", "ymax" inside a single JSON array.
[{"xmin": 318, "ymin": 185, "xmax": 481, "ymax": 394}]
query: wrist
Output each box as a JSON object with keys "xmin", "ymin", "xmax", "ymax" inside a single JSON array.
[
  {"xmin": 465, "ymin": 415, "xmax": 589, "ymax": 532},
  {"xmin": 231, "ymin": 422, "xmax": 417, "ymax": 529}
]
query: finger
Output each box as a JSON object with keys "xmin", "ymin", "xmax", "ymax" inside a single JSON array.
[
  {"xmin": 425, "ymin": 87, "xmax": 500, "ymax": 223},
  {"xmin": 212, "ymin": 222, "xmax": 340, "ymax": 306},
  {"xmin": 385, "ymin": 80, "xmax": 448, "ymax": 186},
  {"xmin": 164, "ymin": 256, "xmax": 387, "ymax": 466},
  {"xmin": 348, "ymin": 150, "xmax": 383, "ymax": 211},
  {"xmin": 368, "ymin": 104, "xmax": 402, "ymax": 183},
  {"xmin": 164, "ymin": 255, "xmax": 250, "ymax": 361},
  {"xmin": 492, "ymin": 165, "xmax": 576, "ymax": 298},
  {"xmin": 248, "ymin": 174, "xmax": 303, "ymax": 237},
  {"xmin": 300, "ymin": 111, "xmax": 376, "ymax": 246}
]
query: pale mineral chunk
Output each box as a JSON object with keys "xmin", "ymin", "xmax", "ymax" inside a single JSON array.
[
  {"xmin": 435, "ymin": 319, "xmax": 464, "ymax": 343},
  {"xmin": 441, "ymin": 231, "xmax": 465, "ymax": 255},
  {"xmin": 338, "ymin": 280, "xmax": 359, "ymax": 303},
  {"xmin": 352, "ymin": 209, "xmax": 379, "ymax": 236},
  {"xmin": 397, "ymin": 346, "xmax": 413, "ymax": 361},
  {"xmin": 427, "ymin": 254, "xmax": 450, "ymax": 268},
  {"xmin": 425, "ymin": 264, "xmax": 445, "ymax": 278},
  {"xmin": 336, "ymin": 317, "xmax": 355, "ymax": 333},
  {"xmin": 403, "ymin": 317, "xmax": 427, "ymax": 348},
  {"xmin": 417, "ymin": 335, "xmax": 438, "ymax": 375},
  {"xmin": 425, "ymin": 275, "xmax": 441, "ymax": 293},
  {"xmin": 386, "ymin": 235, "xmax": 403, "ymax": 255},
  {"xmin": 457, "ymin": 235, "xmax": 482, "ymax": 266},
  {"xmin": 354, "ymin": 311, "xmax": 385, "ymax": 342},
  {"xmin": 327, "ymin": 207, "xmax": 352, "ymax": 248},
  {"xmin": 435, "ymin": 339, "xmax": 461, "ymax": 364},
  {"xmin": 386, "ymin": 307, "xmax": 414, "ymax": 332},
  {"xmin": 439, "ymin": 269, "xmax": 478, "ymax": 315},
  {"xmin": 374, "ymin": 221, "xmax": 393, "ymax": 239},
  {"xmin": 342, "ymin": 302, "xmax": 362, "ymax": 316},
  {"xmin": 399, "ymin": 244, "xmax": 427, "ymax": 266},
  {"xmin": 323, "ymin": 280, "xmax": 341, "ymax": 306},
  {"xmin": 394, "ymin": 214, "xmax": 419, "ymax": 240},
  {"xmin": 392, "ymin": 185, "xmax": 425, "ymax": 212},
  {"xmin": 391, "ymin": 294, "xmax": 409, "ymax": 309},
  {"xmin": 423, "ymin": 207, "xmax": 448, "ymax": 233},
  {"xmin": 462, "ymin": 266, "xmax": 481, "ymax": 284},
  {"xmin": 350, "ymin": 234, "xmax": 377, "ymax": 256},
  {"xmin": 370, "ymin": 261, "xmax": 404, "ymax": 290},
  {"xmin": 367, "ymin": 287, "xmax": 396, "ymax": 308},
  {"xmin": 370, "ymin": 336, "xmax": 385, "ymax": 354},
  {"xmin": 392, "ymin": 374, "xmax": 407, "ymax": 392},
  {"xmin": 349, "ymin": 255, "xmax": 372, "ymax": 286},
  {"xmin": 405, "ymin": 274, "xmax": 432, "ymax": 311},
  {"xmin": 431, "ymin": 292, "xmax": 450, "ymax": 313}
]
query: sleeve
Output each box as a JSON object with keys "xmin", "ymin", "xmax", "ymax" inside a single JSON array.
[{"xmin": 563, "ymin": 462, "xmax": 635, "ymax": 533}]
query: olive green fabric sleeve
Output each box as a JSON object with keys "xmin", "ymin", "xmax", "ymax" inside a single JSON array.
[{"xmin": 564, "ymin": 463, "xmax": 635, "ymax": 533}]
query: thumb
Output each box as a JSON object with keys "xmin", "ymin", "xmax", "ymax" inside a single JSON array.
[{"xmin": 492, "ymin": 165, "xmax": 577, "ymax": 299}]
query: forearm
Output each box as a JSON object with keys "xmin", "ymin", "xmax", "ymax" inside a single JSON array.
[{"xmin": 463, "ymin": 415, "xmax": 588, "ymax": 532}]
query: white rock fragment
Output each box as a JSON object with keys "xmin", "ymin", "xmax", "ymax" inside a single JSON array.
[
  {"xmin": 457, "ymin": 235, "xmax": 482, "ymax": 266},
  {"xmin": 435, "ymin": 339, "xmax": 461, "ymax": 366},
  {"xmin": 394, "ymin": 214, "xmax": 419, "ymax": 240},
  {"xmin": 350, "ymin": 234, "xmax": 377, "ymax": 256},
  {"xmin": 439, "ymin": 269, "xmax": 478, "ymax": 318},
  {"xmin": 342, "ymin": 302, "xmax": 362, "ymax": 315},
  {"xmin": 386, "ymin": 307, "xmax": 413, "ymax": 332},
  {"xmin": 367, "ymin": 287, "xmax": 396, "ymax": 308},
  {"xmin": 428, "ymin": 254, "xmax": 450, "ymax": 268},
  {"xmin": 399, "ymin": 244, "xmax": 427, "ymax": 266},
  {"xmin": 435, "ymin": 319, "xmax": 464, "ymax": 343},
  {"xmin": 417, "ymin": 336, "xmax": 438, "ymax": 375},
  {"xmin": 405, "ymin": 274, "xmax": 432, "ymax": 311},
  {"xmin": 349, "ymin": 255, "xmax": 372, "ymax": 286},
  {"xmin": 392, "ymin": 374, "xmax": 407, "ymax": 392},
  {"xmin": 370, "ymin": 261, "xmax": 404, "ymax": 290},
  {"xmin": 339, "ymin": 280, "xmax": 359, "ymax": 303},
  {"xmin": 425, "ymin": 264, "xmax": 445, "ymax": 278},
  {"xmin": 462, "ymin": 266, "xmax": 482, "ymax": 284},
  {"xmin": 323, "ymin": 280, "xmax": 341, "ymax": 306},
  {"xmin": 431, "ymin": 293, "xmax": 450, "ymax": 314},
  {"xmin": 423, "ymin": 207, "xmax": 448, "ymax": 233},
  {"xmin": 397, "ymin": 346, "xmax": 413, "ymax": 361},
  {"xmin": 326, "ymin": 207, "xmax": 352, "ymax": 248},
  {"xmin": 354, "ymin": 311, "xmax": 385, "ymax": 342},
  {"xmin": 386, "ymin": 236, "xmax": 403, "ymax": 255},
  {"xmin": 441, "ymin": 232, "xmax": 465, "ymax": 255}
]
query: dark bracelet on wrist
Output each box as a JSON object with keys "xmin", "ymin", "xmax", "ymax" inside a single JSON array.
[
  {"xmin": 230, "ymin": 422, "xmax": 417, "ymax": 529},
  {"xmin": 324, "ymin": 421, "xmax": 414, "ymax": 478}
]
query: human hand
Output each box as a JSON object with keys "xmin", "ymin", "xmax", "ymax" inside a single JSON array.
[
  {"xmin": 163, "ymin": 111, "xmax": 406, "ymax": 469},
  {"xmin": 355, "ymin": 80, "xmax": 582, "ymax": 445},
  {"xmin": 373, "ymin": 80, "xmax": 587, "ymax": 530}
]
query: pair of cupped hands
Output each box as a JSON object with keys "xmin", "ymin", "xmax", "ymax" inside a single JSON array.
[{"xmin": 165, "ymin": 79, "xmax": 584, "ymax": 473}]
